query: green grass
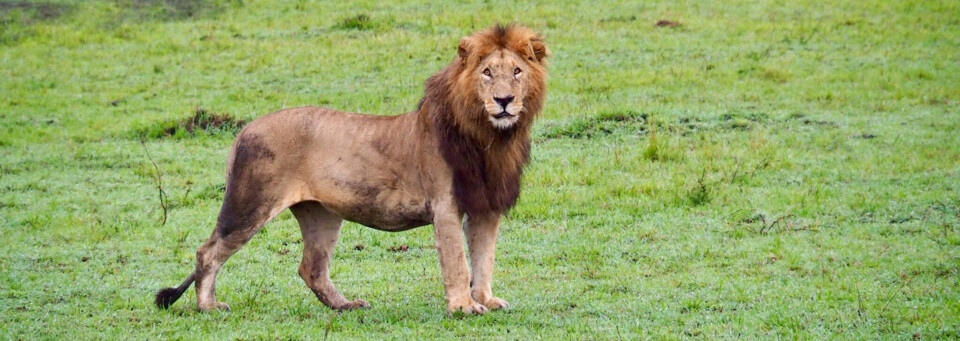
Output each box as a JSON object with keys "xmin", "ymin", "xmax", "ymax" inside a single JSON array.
[{"xmin": 2, "ymin": 0, "xmax": 959, "ymax": 339}]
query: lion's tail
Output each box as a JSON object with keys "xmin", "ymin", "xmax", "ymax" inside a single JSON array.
[{"xmin": 155, "ymin": 272, "xmax": 196, "ymax": 309}]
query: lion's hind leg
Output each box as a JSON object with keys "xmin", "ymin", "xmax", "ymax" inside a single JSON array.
[
  {"xmin": 194, "ymin": 188, "xmax": 287, "ymax": 312},
  {"xmin": 291, "ymin": 201, "xmax": 370, "ymax": 310}
]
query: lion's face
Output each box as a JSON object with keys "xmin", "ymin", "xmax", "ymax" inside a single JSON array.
[
  {"xmin": 476, "ymin": 50, "xmax": 527, "ymax": 129},
  {"xmin": 453, "ymin": 25, "xmax": 549, "ymax": 131}
]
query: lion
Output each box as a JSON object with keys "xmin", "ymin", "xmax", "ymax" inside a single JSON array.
[{"xmin": 155, "ymin": 24, "xmax": 549, "ymax": 315}]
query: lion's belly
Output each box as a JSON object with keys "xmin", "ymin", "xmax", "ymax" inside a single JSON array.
[
  {"xmin": 316, "ymin": 181, "xmax": 433, "ymax": 232},
  {"xmin": 325, "ymin": 199, "xmax": 432, "ymax": 231}
]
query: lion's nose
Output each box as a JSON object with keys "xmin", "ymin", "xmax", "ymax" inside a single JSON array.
[{"xmin": 494, "ymin": 96, "xmax": 515, "ymax": 109}]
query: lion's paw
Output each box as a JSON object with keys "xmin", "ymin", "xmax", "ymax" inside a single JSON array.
[
  {"xmin": 481, "ymin": 297, "xmax": 510, "ymax": 310},
  {"xmin": 334, "ymin": 299, "xmax": 371, "ymax": 311},
  {"xmin": 198, "ymin": 301, "xmax": 231, "ymax": 312},
  {"xmin": 449, "ymin": 300, "xmax": 489, "ymax": 315}
]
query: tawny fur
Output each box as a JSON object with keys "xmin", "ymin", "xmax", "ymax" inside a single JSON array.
[{"xmin": 155, "ymin": 24, "xmax": 549, "ymax": 315}]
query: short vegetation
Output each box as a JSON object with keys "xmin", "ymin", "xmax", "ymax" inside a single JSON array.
[{"xmin": 1, "ymin": 0, "xmax": 958, "ymax": 339}]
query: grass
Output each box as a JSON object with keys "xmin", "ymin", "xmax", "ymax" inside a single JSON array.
[{"xmin": 1, "ymin": 0, "xmax": 959, "ymax": 339}]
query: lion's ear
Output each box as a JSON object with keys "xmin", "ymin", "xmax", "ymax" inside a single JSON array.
[
  {"xmin": 530, "ymin": 38, "xmax": 550, "ymax": 63},
  {"xmin": 458, "ymin": 37, "xmax": 472, "ymax": 62}
]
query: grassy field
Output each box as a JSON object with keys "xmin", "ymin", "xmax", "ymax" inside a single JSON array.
[{"xmin": 2, "ymin": 0, "xmax": 959, "ymax": 339}]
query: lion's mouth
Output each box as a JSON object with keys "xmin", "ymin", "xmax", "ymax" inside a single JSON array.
[{"xmin": 493, "ymin": 111, "xmax": 514, "ymax": 119}]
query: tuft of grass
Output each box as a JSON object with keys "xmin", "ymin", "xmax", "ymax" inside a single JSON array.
[
  {"xmin": 136, "ymin": 108, "xmax": 247, "ymax": 139},
  {"xmin": 643, "ymin": 128, "xmax": 661, "ymax": 161},
  {"xmin": 335, "ymin": 13, "xmax": 377, "ymax": 31},
  {"xmin": 642, "ymin": 127, "xmax": 683, "ymax": 162},
  {"xmin": 685, "ymin": 170, "xmax": 712, "ymax": 206}
]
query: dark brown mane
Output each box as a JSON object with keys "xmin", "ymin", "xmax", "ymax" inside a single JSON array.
[{"xmin": 420, "ymin": 25, "xmax": 549, "ymax": 217}]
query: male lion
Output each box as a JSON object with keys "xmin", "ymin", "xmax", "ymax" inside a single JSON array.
[{"xmin": 155, "ymin": 24, "xmax": 549, "ymax": 314}]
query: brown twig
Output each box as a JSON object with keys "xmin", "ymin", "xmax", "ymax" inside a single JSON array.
[
  {"xmin": 856, "ymin": 284, "xmax": 865, "ymax": 322},
  {"xmin": 749, "ymin": 157, "xmax": 771, "ymax": 179},
  {"xmin": 879, "ymin": 278, "xmax": 911, "ymax": 315},
  {"xmin": 140, "ymin": 140, "xmax": 168, "ymax": 226},
  {"xmin": 758, "ymin": 214, "xmax": 793, "ymax": 234},
  {"xmin": 729, "ymin": 160, "xmax": 741, "ymax": 183}
]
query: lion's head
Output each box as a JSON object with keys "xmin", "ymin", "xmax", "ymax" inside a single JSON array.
[{"xmin": 452, "ymin": 25, "xmax": 550, "ymax": 131}]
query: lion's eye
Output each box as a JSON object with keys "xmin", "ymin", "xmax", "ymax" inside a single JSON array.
[
  {"xmin": 514, "ymin": 67, "xmax": 522, "ymax": 75},
  {"xmin": 482, "ymin": 69, "xmax": 491, "ymax": 77}
]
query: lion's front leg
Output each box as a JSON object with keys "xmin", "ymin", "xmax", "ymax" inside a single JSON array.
[
  {"xmin": 465, "ymin": 213, "xmax": 509, "ymax": 310},
  {"xmin": 433, "ymin": 204, "xmax": 488, "ymax": 315}
]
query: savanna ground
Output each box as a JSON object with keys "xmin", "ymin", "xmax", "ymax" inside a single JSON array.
[{"xmin": 1, "ymin": 0, "xmax": 959, "ymax": 339}]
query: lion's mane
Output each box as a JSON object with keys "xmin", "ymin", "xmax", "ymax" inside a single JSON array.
[{"xmin": 419, "ymin": 24, "xmax": 550, "ymax": 217}]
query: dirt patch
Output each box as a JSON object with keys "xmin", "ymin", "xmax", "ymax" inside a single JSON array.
[
  {"xmin": 539, "ymin": 111, "xmax": 649, "ymax": 139},
  {"xmin": 801, "ymin": 118, "xmax": 839, "ymax": 127},
  {"xmin": 387, "ymin": 245, "xmax": 409, "ymax": 252},
  {"xmin": 120, "ymin": 0, "xmax": 234, "ymax": 21},
  {"xmin": 674, "ymin": 113, "xmax": 767, "ymax": 134},
  {"xmin": 600, "ymin": 15, "xmax": 637, "ymax": 23},
  {"xmin": 785, "ymin": 113, "xmax": 840, "ymax": 128},
  {"xmin": 539, "ymin": 111, "xmax": 776, "ymax": 140},
  {"xmin": 655, "ymin": 20, "xmax": 681, "ymax": 28}
]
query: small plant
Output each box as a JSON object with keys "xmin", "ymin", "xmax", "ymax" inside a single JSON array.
[
  {"xmin": 686, "ymin": 170, "xmax": 712, "ymax": 206},
  {"xmin": 643, "ymin": 129, "xmax": 661, "ymax": 161}
]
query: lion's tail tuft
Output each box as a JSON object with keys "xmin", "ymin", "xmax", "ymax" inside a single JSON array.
[{"xmin": 155, "ymin": 272, "xmax": 196, "ymax": 309}]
